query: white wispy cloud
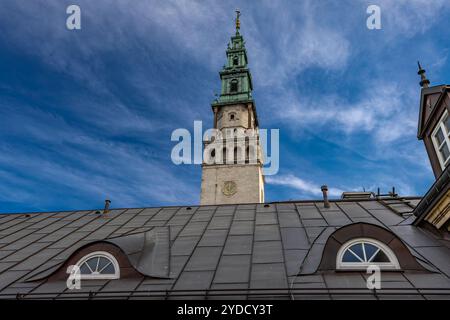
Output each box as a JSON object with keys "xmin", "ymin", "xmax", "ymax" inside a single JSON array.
[
  {"xmin": 266, "ymin": 174, "xmax": 345, "ymax": 198},
  {"xmin": 243, "ymin": 1, "xmax": 351, "ymax": 87},
  {"xmin": 0, "ymin": 101, "xmax": 198, "ymax": 210},
  {"xmin": 370, "ymin": 0, "xmax": 447, "ymax": 38},
  {"xmin": 271, "ymin": 81, "xmax": 417, "ymax": 140}
]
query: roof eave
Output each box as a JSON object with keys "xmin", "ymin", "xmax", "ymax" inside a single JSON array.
[{"xmin": 413, "ymin": 164, "xmax": 450, "ymax": 226}]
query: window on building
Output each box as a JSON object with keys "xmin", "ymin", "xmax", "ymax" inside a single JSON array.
[
  {"xmin": 233, "ymin": 56, "xmax": 239, "ymax": 66},
  {"xmin": 229, "ymin": 112, "xmax": 236, "ymax": 121},
  {"xmin": 75, "ymin": 251, "xmax": 120, "ymax": 279},
  {"xmin": 432, "ymin": 110, "xmax": 450, "ymax": 169},
  {"xmin": 336, "ymin": 238, "xmax": 400, "ymax": 270},
  {"xmin": 230, "ymin": 79, "xmax": 238, "ymax": 93},
  {"xmin": 222, "ymin": 147, "xmax": 227, "ymax": 163},
  {"xmin": 245, "ymin": 146, "xmax": 250, "ymax": 164},
  {"xmin": 247, "ymin": 145, "xmax": 257, "ymax": 164}
]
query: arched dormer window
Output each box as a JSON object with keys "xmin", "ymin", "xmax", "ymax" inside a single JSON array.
[
  {"xmin": 336, "ymin": 238, "xmax": 400, "ymax": 270},
  {"xmin": 233, "ymin": 55, "xmax": 239, "ymax": 66},
  {"xmin": 75, "ymin": 251, "xmax": 120, "ymax": 279},
  {"xmin": 315, "ymin": 223, "xmax": 426, "ymax": 273},
  {"xmin": 230, "ymin": 79, "xmax": 238, "ymax": 93}
]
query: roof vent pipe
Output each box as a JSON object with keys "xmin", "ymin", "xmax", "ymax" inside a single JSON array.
[
  {"xmin": 103, "ymin": 199, "xmax": 111, "ymax": 214},
  {"xmin": 321, "ymin": 185, "xmax": 330, "ymax": 208}
]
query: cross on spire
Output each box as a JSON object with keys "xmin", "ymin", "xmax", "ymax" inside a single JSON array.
[{"xmin": 235, "ymin": 9, "xmax": 241, "ymax": 34}]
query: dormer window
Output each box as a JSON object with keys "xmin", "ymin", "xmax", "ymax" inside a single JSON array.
[
  {"xmin": 230, "ymin": 79, "xmax": 238, "ymax": 93},
  {"xmin": 336, "ymin": 238, "xmax": 400, "ymax": 270},
  {"xmin": 75, "ymin": 251, "xmax": 120, "ymax": 279},
  {"xmin": 432, "ymin": 110, "xmax": 450, "ymax": 169}
]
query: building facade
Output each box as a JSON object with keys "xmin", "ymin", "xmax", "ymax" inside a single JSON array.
[{"xmin": 413, "ymin": 63, "xmax": 450, "ymax": 234}]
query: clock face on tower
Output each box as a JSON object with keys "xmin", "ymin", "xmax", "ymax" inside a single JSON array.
[{"xmin": 222, "ymin": 181, "xmax": 237, "ymax": 197}]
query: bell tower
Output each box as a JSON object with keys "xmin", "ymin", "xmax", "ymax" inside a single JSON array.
[{"xmin": 200, "ymin": 11, "xmax": 265, "ymax": 205}]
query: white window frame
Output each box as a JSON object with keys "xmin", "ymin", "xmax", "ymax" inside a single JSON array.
[
  {"xmin": 75, "ymin": 251, "xmax": 120, "ymax": 280},
  {"xmin": 431, "ymin": 109, "xmax": 450, "ymax": 170},
  {"xmin": 336, "ymin": 238, "xmax": 400, "ymax": 270}
]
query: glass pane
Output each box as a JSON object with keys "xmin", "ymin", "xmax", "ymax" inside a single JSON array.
[
  {"xmin": 86, "ymin": 257, "xmax": 98, "ymax": 272},
  {"xmin": 97, "ymin": 257, "xmax": 110, "ymax": 271},
  {"xmin": 349, "ymin": 243, "xmax": 364, "ymax": 261},
  {"xmin": 440, "ymin": 143, "xmax": 450, "ymax": 162},
  {"xmin": 101, "ymin": 263, "xmax": 115, "ymax": 274},
  {"xmin": 342, "ymin": 250, "xmax": 360, "ymax": 262},
  {"xmin": 371, "ymin": 250, "xmax": 390, "ymax": 262},
  {"xmin": 364, "ymin": 243, "xmax": 378, "ymax": 261},
  {"xmin": 435, "ymin": 128, "xmax": 445, "ymax": 146},
  {"xmin": 445, "ymin": 116, "xmax": 450, "ymax": 133},
  {"xmin": 80, "ymin": 263, "xmax": 91, "ymax": 274}
]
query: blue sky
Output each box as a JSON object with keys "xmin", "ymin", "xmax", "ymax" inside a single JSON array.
[{"xmin": 1, "ymin": 0, "xmax": 449, "ymax": 213}]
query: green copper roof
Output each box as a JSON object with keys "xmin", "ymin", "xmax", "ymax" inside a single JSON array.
[{"xmin": 212, "ymin": 20, "xmax": 254, "ymax": 106}]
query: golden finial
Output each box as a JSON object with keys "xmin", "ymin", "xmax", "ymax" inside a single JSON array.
[{"xmin": 235, "ymin": 9, "xmax": 241, "ymax": 32}]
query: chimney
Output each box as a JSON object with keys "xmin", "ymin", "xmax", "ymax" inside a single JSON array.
[
  {"xmin": 103, "ymin": 199, "xmax": 111, "ymax": 214},
  {"xmin": 321, "ymin": 185, "xmax": 330, "ymax": 208}
]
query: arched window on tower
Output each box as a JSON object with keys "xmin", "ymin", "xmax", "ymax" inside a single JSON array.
[
  {"xmin": 230, "ymin": 79, "xmax": 238, "ymax": 93},
  {"xmin": 247, "ymin": 144, "xmax": 257, "ymax": 164},
  {"xmin": 245, "ymin": 146, "xmax": 250, "ymax": 164},
  {"xmin": 222, "ymin": 147, "xmax": 227, "ymax": 164},
  {"xmin": 229, "ymin": 112, "xmax": 236, "ymax": 121},
  {"xmin": 233, "ymin": 55, "xmax": 239, "ymax": 66},
  {"xmin": 234, "ymin": 147, "xmax": 238, "ymax": 164}
]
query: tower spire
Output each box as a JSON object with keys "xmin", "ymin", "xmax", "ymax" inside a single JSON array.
[
  {"xmin": 200, "ymin": 14, "xmax": 264, "ymax": 205},
  {"xmin": 417, "ymin": 61, "xmax": 430, "ymax": 88},
  {"xmin": 235, "ymin": 9, "xmax": 241, "ymax": 34},
  {"xmin": 213, "ymin": 11, "xmax": 253, "ymax": 106}
]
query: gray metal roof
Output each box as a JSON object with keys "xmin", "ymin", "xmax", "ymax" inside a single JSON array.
[{"xmin": 0, "ymin": 197, "xmax": 449, "ymax": 300}]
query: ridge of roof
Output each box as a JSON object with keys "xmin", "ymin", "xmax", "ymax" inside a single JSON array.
[{"xmin": 0, "ymin": 196, "xmax": 422, "ymax": 216}]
